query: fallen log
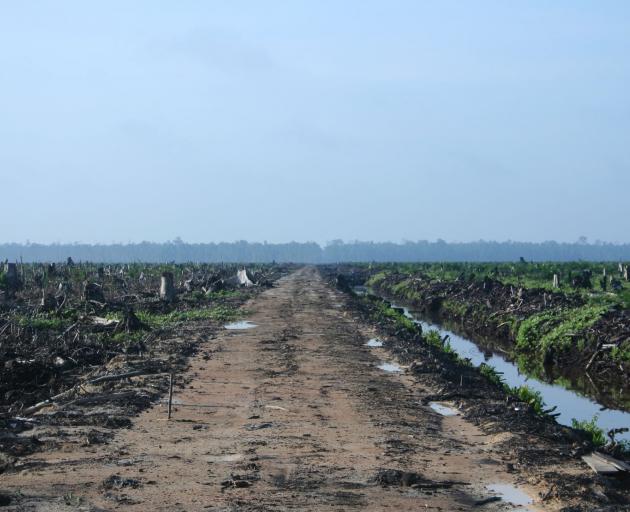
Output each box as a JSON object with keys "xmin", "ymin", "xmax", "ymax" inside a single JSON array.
[
  {"xmin": 65, "ymin": 391, "xmax": 138, "ymax": 407},
  {"xmin": 87, "ymin": 369, "xmax": 148, "ymax": 384},
  {"xmin": 21, "ymin": 369, "xmax": 164, "ymax": 416}
]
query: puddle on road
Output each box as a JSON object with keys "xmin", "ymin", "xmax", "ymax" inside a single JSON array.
[
  {"xmin": 160, "ymin": 398, "xmax": 183, "ymax": 405},
  {"xmin": 365, "ymin": 338, "xmax": 383, "ymax": 347},
  {"xmin": 206, "ymin": 453, "xmax": 244, "ymax": 463},
  {"xmin": 429, "ymin": 402, "xmax": 459, "ymax": 416},
  {"xmin": 486, "ymin": 483, "xmax": 534, "ymax": 508},
  {"xmin": 377, "ymin": 362, "xmax": 403, "ymax": 373},
  {"xmin": 224, "ymin": 320, "xmax": 257, "ymax": 330}
]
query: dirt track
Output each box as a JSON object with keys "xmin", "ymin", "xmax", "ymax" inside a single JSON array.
[{"xmin": 3, "ymin": 268, "xmax": 593, "ymax": 510}]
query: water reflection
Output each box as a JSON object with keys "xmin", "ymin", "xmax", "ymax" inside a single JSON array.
[{"xmin": 360, "ymin": 288, "xmax": 630, "ymax": 441}]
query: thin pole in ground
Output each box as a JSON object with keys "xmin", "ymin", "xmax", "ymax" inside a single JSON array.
[{"xmin": 168, "ymin": 372, "xmax": 174, "ymax": 420}]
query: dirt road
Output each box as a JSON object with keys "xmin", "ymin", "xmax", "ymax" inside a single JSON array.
[{"xmin": 3, "ymin": 268, "xmax": 588, "ymax": 510}]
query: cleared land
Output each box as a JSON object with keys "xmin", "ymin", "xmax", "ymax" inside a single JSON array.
[{"xmin": 1, "ymin": 267, "xmax": 628, "ymax": 510}]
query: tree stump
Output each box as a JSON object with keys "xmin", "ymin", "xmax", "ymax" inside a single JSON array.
[
  {"xmin": 552, "ymin": 274, "xmax": 560, "ymax": 288},
  {"xmin": 122, "ymin": 307, "xmax": 147, "ymax": 332},
  {"xmin": 4, "ymin": 263, "xmax": 21, "ymax": 297},
  {"xmin": 160, "ymin": 272, "xmax": 175, "ymax": 302},
  {"xmin": 40, "ymin": 290, "xmax": 57, "ymax": 311},
  {"xmin": 83, "ymin": 281, "xmax": 105, "ymax": 302}
]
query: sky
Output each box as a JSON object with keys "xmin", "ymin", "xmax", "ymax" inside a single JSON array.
[{"xmin": 0, "ymin": 1, "xmax": 629, "ymax": 245}]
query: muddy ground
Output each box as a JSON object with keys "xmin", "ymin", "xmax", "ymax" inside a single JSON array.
[{"xmin": 1, "ymin": 268, "xmax": 628, "ymax": 511}]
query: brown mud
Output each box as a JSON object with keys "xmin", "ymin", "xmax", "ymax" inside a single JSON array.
[{"xmin": 1, "ymin": 268, "xmax": 628, "ymax": 511}]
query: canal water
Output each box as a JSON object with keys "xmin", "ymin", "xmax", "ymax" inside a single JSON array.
[{"xmin": 355, "ymin": 287, "xmax": 630, "ymax": 441}]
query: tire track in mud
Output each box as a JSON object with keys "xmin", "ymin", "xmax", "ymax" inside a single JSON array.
[{"xmin": 2, "ymin": 267, "xmax": 590, "ymax": 511}]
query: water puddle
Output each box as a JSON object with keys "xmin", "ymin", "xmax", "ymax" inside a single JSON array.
[
  {"xmin": 365, "ymin": 338, "xmax": 384, "ymax": 347},
  {"xmin": 486, "ymin": 483, "xmax": 534, "ymax": 508},
  {"xmin": 429, "ymin": 402, "xmax": 459, "ymax": 416},
  {"xmin": 378, "ymin": 362, "xmax": 403, "ymax": 373},
  {"xmin": 160, "ymin": 398, "xmax": 183, "ymax": 405},
  {"xmin": 224, "ymin": 320, "xmax": 257, "ymax": 330},
  {"xmin": 206, "ymin": 453, "xmax": 244, "ymax": 463}
]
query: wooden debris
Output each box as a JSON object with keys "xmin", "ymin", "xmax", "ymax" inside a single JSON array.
[{"xmin": 582, "ymin": 452, "xmax": 630, "ymax": 475}]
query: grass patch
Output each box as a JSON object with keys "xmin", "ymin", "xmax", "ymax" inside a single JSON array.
[
  {"xmin": 17, "ymin": 315, "xmax": 67, "ymax": 331},
  {"xmin": 137, "ymin": 305, "xmax": 241, "ymax": 329},
  {"xmin": 516, "ymin": 304, "xmax": 608, "ymax": 356},
  {"xmin": 611, "ymin": 340, "xmax": 630, "ymax": 362}
]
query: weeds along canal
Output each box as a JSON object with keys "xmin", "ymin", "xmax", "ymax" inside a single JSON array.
[{"xmin": 355, "ymin": 287, "xmax": 630, "ymax": 442}]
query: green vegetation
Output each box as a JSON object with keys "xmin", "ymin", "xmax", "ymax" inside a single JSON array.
[
  {"xmin": 424, "ymin": 329, "xmax": 457, "ymax": 357},
  {"xmin": 571, "ymin": 416, "xmax": 607, "ymax": 447},
  {"xmin": 516, "ymin": 304, "xmax": 608, "ymax": 356},
  {"xmin": 366, "ymin": 271, "xmax": 389, "ymax": 288},
  {"xmin": 478, "ymin": 363, "xmax": 546, "ymax": 416},
  {"xmin": 366, "ymin": 261, "xmax": 630, "ymax": 308},
  {"xmin": 479, "ymin": 363, "xmax": 505, "ymax": 387},
  {"xmin": 111, "ymin": 330, "xmax": 147, "ymax": 344},
  {"xmin": 364, "ymin": 262, "xmax": 629, "ymax": 386},
  {"xmin": 372, "ymin": 300, "xmax": 416, "ymax": 332},
  {"xmin": 16, "ymin": 314, "xmax": 68, "ymax": 331},
  {"xmin": 611, "ymin": 340, "xmax": 630, "ymax": 362},
  {"xmin": 137, "ymin": 305, "xmax": 241, "ymax": 329},
  {"xmin": 512, "ymin": 385, "xmax": 545, "ymax": 416}
]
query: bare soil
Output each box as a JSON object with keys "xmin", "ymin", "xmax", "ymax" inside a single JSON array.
[{"xmin": 1, "ymin": 268, "xmax": 624, "ymax": 511}]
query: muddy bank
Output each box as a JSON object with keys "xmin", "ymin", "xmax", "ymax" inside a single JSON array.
[
  {"xmin": 364, "ymin": 270, "xmax": 630, "ymax": 407},
  {"xmin": 322, "ymin": 267, "xmax": 630, "ymax": 510}
]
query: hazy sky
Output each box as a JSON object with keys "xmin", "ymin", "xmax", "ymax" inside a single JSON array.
[{"xmin": 1, "ymin": 1, "xmax": 629, "ymax": 244}]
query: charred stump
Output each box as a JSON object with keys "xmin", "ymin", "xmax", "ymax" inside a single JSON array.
[
  {"xmin": 83, "ymin": 281, "xmax": 105, "ymax": 302},
  {"xmin": 122, "ymin": 307, "xmax": 148, "ymax": 332},
  {"xmin": 40, "ymin": 290, "xmax": 57, "ymax": 311},
  {"xmin": 4, "ymin": 262, "xmax": 21, "ymax": 298}
]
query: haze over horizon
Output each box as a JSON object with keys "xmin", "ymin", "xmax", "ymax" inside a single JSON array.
[{"xmin": 1, "ymin": 1, "xmax": 629, "ymax": 245}]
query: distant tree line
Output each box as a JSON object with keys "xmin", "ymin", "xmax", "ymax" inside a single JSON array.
[{"xmin": 2, "ymin": 240, "xmax": 630, "ymax": 263}]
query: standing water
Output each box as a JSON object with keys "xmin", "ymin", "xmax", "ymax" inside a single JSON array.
[
  {"xmin": 361, "ymin": 289, "xmax": 630, "ymax": 441},
  {"xmin": 224, "ymin": 320, "xmax": 257, "ymax": 330}
]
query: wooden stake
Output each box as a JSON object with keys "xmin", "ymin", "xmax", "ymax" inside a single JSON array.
[{"xmin": 168, "ymin": 372, "xmax": 174, "ymax": 420}]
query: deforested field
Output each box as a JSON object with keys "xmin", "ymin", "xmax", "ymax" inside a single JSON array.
[{"xmin": 1, "ymin": 263, "xmax": 629, "ymax": 511}]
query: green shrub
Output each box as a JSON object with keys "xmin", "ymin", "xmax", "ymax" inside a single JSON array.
[
  {"xmin": 479, "ymin": 363, "xmax": 505, "ymax": 387},
  {"xmin": 516, "ymin": 305, "xmax": 608, "ymax": 355},
  {"xmin": 366, "ymin": 271, "xmax": 389, "ymax": 287},
  {"xmin": 512, "ymin": 385, "xmax": 545, "ymax": 416},
  {"xmin": 571, "ymin": 415, "xmax": 606, "ymax": 447}
]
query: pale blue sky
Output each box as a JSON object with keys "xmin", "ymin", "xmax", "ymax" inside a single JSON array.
[{"xmin": 1, "ymin": 1, "xmax": 629, "ymax": 244}]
